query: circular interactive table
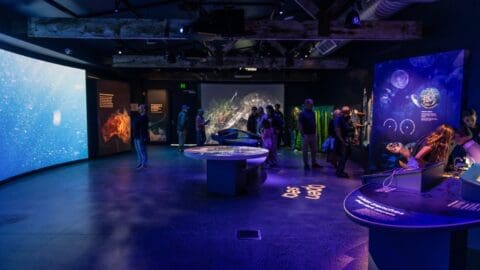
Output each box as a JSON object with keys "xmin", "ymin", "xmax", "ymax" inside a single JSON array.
[
  {"xmin": 184, "ymin": 146, "xmax": 269, "ymax": 195},
  {"xmin": 344, "ymin": 179, "xmax": 480, "ymax": 270}
]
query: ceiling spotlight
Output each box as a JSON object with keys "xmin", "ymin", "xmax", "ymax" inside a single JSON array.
[
  {"xmin": 304, "ymin": 54, "xmax": 308, "ymax": 58},
  {"xmin": 279, "ymin": 10, "xmax": 284, "ymax": 15},
  {"xmin": 114, "ymin": 0, "xmax": 120, "ymax": 13},
  {"xmin": 179, "ymin": 27, "xmax": 184, "ymax": 34},
  {"xmin": 117, "ymin": 49, "xmax": 123, "ymax": 55},
  {"xmin": 345, "ymin": 10, "xmax": 361, "ymax": 28}
]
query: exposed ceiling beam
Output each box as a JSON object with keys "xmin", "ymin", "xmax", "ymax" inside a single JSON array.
[
  {"xmin": 293, "ymin": 0, "xmax": 357, "ymax": 22},
  {"xmin": 82, "ymin": 1, "xmax": 276, "ymax": 18},
  {"xmin": 28, "ymin": 18, "xmax": 422, "ymax": 41},
  {"xmin": 326, "ymin": 0, "xmax": 356, "ymax": 18},
  {"xmin": 43, "ymin": 0, "xmax": 79, "ymax": 18},
  {"xmin": 120, "ymin": 0, "xmax": 142, "ymax": 18},
  {"xmin": 268, "ymin": 41, "xmax": 286, "ymax": 56},
  {"xmin": 144, "ymin": 70, "xmax": 326, "ymax": 82},
  {"xmin": 293, "ymin": 0, "xmax": 319, "ymax": 19},
  {"xmin": 222, "ymin": 41, "xmax": 236, "ymax": 53},
  {"xmin": 112, "ymin": 55, "xmax": 349, "ymax": 69}
]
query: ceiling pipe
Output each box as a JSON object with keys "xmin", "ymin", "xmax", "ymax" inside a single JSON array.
[
  {"xmin": 364, "ymin": 0, "xmax": 438, "ymax": 19},
  {"xmin": 311, "ymin": 0, "xmax": 439, "ymax": 57}
]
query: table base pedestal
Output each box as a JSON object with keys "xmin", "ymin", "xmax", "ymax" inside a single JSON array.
[
  {"xmin": 368, "ymin": 229, "xmax": 467, "ymax": 270},
  {"xmin": 207, "ymin": 160, "xmax": 246, "ymax": 195}
]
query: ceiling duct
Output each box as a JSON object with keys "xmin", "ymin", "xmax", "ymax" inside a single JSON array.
[{"xmin": 311, "ymin": 0, "xmax": 439, "ymax": 57}]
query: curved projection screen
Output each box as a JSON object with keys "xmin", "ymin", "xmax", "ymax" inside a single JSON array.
[{"xmin": 0, "ymin": 48, "xmax": 88, "ymax": 182}]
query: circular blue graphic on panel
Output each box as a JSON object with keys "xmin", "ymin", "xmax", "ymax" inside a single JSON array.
[
  {"xmin": 390, "ymin": 70, "xmax": 409, "ymax": 89},
  {"xmin": 419, "ymin": 87, "xmax": 440, "ymax": 109}
]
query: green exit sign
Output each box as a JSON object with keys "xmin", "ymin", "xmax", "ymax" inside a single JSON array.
[{"xmin": 180, "ymin": 82, "xmax": 187, "ymax": 89}]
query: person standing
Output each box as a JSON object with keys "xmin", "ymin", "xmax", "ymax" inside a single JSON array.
[
  {"xmin": 132, "ymin": 104, "xmax": 149, "ymax": 169},
  {"xmin": 196, "ymin": 109, "xmax": 209, "ymax": 146},
  {"xmin": 177, "ymin": 105, "xmax": 189, "ymax": 152},
  {"xmin": 449, "ymin": 108, "xmax": 480, "ymax": 167},
  {"xmin": 298, "ymin": 99, "xmax": 322, "ymax": 170},
  {"xmin": 274, "ymin": 104, "xmax": 285, "ymax": 147},
  {"xmin": 266, "ymin": 105, "xmax": 282, "ymax": 166},
  {"xmin": 334, "ymin": 106, "xmax": 355, "ymax": 178},
  {"xmin": 247, "ymin": 106, "xmax": 258, "ymax": 134},
  {"xmin": 261, "ymin": 119, "xmax": 275, "ymax": 167},
  {"xmin": 256, "ymin": 107, "xmax": 267, "ymax": 135},
  {"xmin": 326, "ymin": 109, "xmax": 342, "ymax": 167}
]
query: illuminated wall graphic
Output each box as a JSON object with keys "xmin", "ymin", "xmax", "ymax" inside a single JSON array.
[
  {"xmin": 97, "ymin": 80, "xmax": 131, "ymax": 156},
  {"xmin": 147, "ymin": 89, "xmax": 169, "ymax": 143},
  {"xmin": 370, "ymin": 50, "xmax": 465, "ymax": 171},
  {"xmin": 0, "ymin": 48, "xmax": 88, "ymax": 182},
  {"xmin": 201, "ymin": 84, "xmax": 284, "ymax": 143},
  {"xmin": 101, "ymin": 109, "xmax": 130, "ymax": 144}
]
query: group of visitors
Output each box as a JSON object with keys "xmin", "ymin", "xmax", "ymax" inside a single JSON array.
[
  {"xmin": 298, "ymin": 100, "xmax": 355, "ymax": 177},
  {"xmin": 247, "ymin": 104, "xmax": 285, "ymax": 167},
  {"xmin": 133, "ymin": 98, "xmax": 480, "ymax": 177},
  {"xmin": 177, "ymin": 105, "xmax": 210, "ymax": 152}
]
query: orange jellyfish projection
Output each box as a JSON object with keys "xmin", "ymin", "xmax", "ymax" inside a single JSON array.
[{"xmin": 101, "ymin": 109, "xmax": 131, "ymax": 143}]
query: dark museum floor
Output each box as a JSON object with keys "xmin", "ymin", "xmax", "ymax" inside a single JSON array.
[{"xmin": 0, "ymin": 147, "xmax": 368, "ymax": 270}]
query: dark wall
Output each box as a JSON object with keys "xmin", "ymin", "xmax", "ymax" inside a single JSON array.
[
  {"xmin": 284, "ymin": 69, "xmax": 370, "ymax": 123},
  {"xmin": 142, "ymin": 81, "xmax": 200, "ymax": 144}
]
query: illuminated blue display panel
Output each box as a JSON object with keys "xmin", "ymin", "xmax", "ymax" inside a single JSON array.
[
  {"xmin": 370, "ymin": 50, "xmax": 465, "ymax": 171},
  {"xmin": 0, "ymin": 48, "xmax": 88, "ymax": 182}
]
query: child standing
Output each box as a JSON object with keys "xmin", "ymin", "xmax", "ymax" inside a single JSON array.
[{"xmin": 261, "ymin": 119, "xmax": 275, "ymax": 167}]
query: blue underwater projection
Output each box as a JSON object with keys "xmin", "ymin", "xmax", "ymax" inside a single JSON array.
[
  {"xmin": 370, "ymin": 50, "xmax": 465, "ymax": 171},
  {"xmin": 0, "ymin": 48, "xmax": 88, "ymax": 181}
]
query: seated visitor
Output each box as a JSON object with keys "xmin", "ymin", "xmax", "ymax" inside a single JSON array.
[
  {"xmin": 387, "ymin": 124, "xmax": 454, "ymax": 169},
  {"xmin": 461, "ymin": 108, "xmax": 480, "ymax": 143},
  {"xmin": 453, "ymin": 128, "xmax": 480, "ymax": 163}
]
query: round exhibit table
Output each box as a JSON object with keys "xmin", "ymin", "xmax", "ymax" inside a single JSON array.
[
  {"xmin": 184, "ymin": 146, "xmax": 269, "ymax": 195},
  {"xmin": 344, "ymin": 179, "xmax": 480, "ymax": 270}
]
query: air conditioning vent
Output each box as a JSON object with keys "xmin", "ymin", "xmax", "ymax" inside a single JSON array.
[{"xmin": 314, "ymin": 40, "xmax": 338, "ymax": 56}]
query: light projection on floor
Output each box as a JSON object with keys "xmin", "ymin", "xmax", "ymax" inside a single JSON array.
[
  {"xmin": 282, "ymin": 184, "xmax": 326, "ymax": 200},
  {"xmin": 0, "ymin": 48, "xmax": 88, "ymax": 181}
]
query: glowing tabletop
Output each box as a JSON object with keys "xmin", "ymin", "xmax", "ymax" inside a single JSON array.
[{"xmin": 344, "ymin": 179, "xmax": 480, "ymax": 270}]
